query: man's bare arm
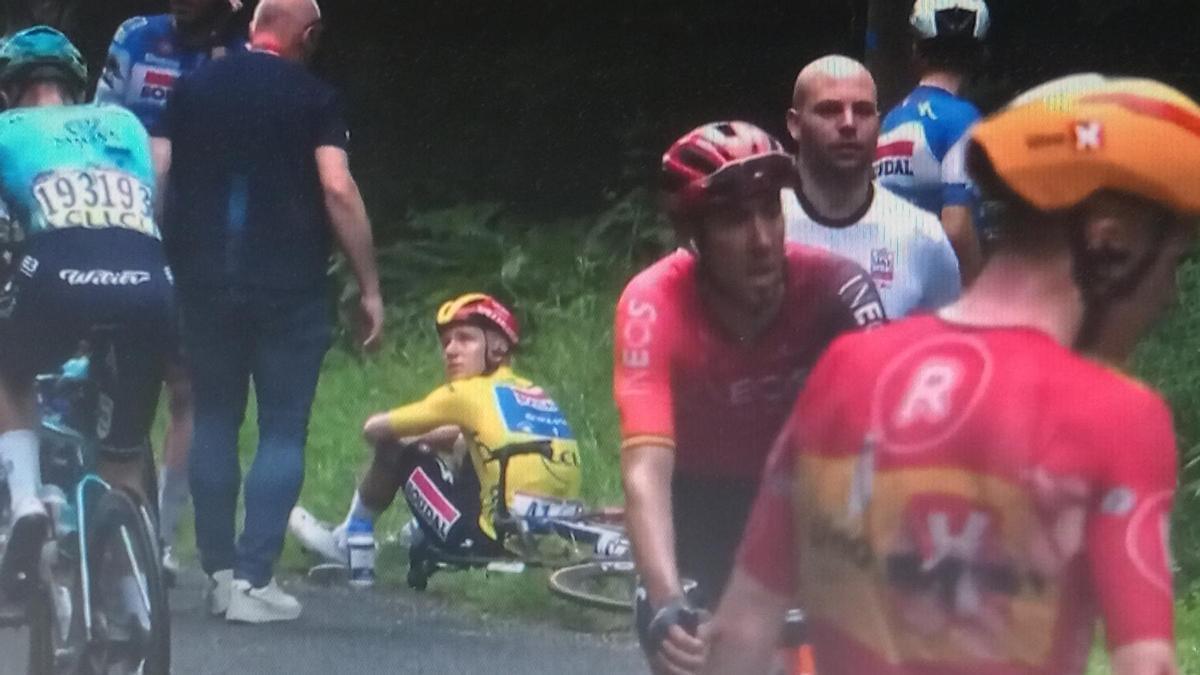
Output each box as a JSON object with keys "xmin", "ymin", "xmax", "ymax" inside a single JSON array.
[
  {"xmin": 315, "ymin": 145, "xmax": 383, "ymax": 350},
  {"xmin": 701, "ymin": 568, "xmax": 789, "ymax": 675},
  {"xmin": 150, "ymin": 137, "xmax": 172, "ymax": 221},
  {"xmin": 622, "ymin": 444, "xmax": 684, "ymax": 606}
]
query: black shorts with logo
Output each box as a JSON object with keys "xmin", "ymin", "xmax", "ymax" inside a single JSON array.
[{"xmin": 0, "ymin": 229, "xmax": 175, "ymax": 458}]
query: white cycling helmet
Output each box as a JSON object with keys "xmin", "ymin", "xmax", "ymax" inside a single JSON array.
[{"xmin": 910, "ymin": 0, "xmax": 990, "ymax": 41}]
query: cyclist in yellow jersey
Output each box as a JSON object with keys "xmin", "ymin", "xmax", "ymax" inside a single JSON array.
[{"xmin": 291, "ymin": 293, "xmax": 582, "ymax": 565}]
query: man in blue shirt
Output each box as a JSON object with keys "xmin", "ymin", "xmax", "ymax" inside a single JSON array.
[
  {"xmin": 875, "ymin": 0, "xmax": 990, "ymax": 283},
  {"xmin": 153, "ymin": 0, "xmax": 383, "ymax": 624},
  {"xmin": 95, "ymin": 0, "xmax": 248, "ymax": 582}
]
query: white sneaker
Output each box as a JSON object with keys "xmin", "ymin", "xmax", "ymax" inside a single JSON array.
[
  {"xmin": 226, "ymin": 578, "xmax": 302, "ymax": 623},
  {"xmin": 288, "ymin": 506, "xmax": 347, "ymax": 566},
  {"xmin": 206, "ymin": 569, "xmax": 233, "ymax": 617}
]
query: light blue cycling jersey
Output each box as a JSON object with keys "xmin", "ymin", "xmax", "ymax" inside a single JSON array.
[
  {"xmin": 0, "ymin": 104, "xmax": 158, "ymax": 240},
  {"xmin": 94, "ymin": 14, "xmax": 246, "ymax": 133},
  {"xmin": 874, "ymin": 85, "xmax": 980, "ymax": 215}
]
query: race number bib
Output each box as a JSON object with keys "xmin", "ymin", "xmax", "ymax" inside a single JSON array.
[{"xmin": 31, "ymin": 169, "xmax": 158, "ymax": 239}]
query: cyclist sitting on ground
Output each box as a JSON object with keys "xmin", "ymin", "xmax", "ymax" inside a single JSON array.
[
  {"xmin": 703, "ymin": 74, "xmax": 1200, "ymax": 675},
  {"xmin": 615, "ymin": 121, "xmax": 886, "ymax": 675},
  {"xmin": 0, "ymin": 27, "xmax": 174, "ymax": 591},
  {"xmin": 291, "ymin": 293, "xmax": 582, "ymax": 572}
]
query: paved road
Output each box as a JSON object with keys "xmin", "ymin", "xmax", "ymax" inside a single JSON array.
[{"xmin": 0, "ymin": 569, "xmax": 645, "ymax": 674}]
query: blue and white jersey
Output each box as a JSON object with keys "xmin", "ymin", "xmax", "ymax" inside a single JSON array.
[
  {"xmin": 0, "ymin": 104, "xmax": 158, "ymax": 240},
  {"xmin": 94, "ymin": 14, "xmax": 246, "ymax": 133},
  {"xmin": 782, "ymin": 184, "xmax": 960, "ymax": 318},
  {"xmin": 874, "ymin": 85, "xmax": 980, "ymax": 215}
]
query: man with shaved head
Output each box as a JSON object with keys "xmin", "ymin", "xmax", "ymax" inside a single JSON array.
[
  {"xmin": 783, "ymin": 54, "xmax": 961, "ymax": 319},
  {"xmin": 153, "ymin": 0, "xmax": 383, "ymax": 623}
]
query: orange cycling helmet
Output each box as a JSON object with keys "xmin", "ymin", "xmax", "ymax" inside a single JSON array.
[
  {"xmin": 661, "ymin": 121, "xmax": 798, "ymax": 218},
  {"xmin": 970, "ymin": 74, "xmax": 1200, "ymax": 217},
  {"xmin": 435, "ymin": 293, "xmax": 520, "ymax": 346}
]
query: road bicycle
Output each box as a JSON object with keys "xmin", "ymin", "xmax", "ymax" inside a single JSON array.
[{"xmin": 0, "ymin": 337, "xmax": 169, "ymax": 674}]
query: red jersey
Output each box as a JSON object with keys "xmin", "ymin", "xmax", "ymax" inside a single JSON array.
[
  {"xmin": 613, "ymin": 244, "xmax": 886, "ymax": 480},
  {"xmin": 739, "ymin": 315, "xmax": 1177, "ymax": 675}
]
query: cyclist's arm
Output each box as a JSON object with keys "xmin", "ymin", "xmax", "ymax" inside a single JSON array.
[
  {"xmin": 93, "ymin": 20, "xmax": 134, "ymax": 106},
  {"xmin": 828, "ymin": 257, "xmax": 888, "ymax": 329},
  {"xmin": 939, "ymin": 204, "xmax": 981, "ymax": 285},
  {"xmin": 150, "ymin": 137, "xmax": 171, "ymax": 220},
  {"xmin": 939, "ymin": 133, "xmax": 983, "ymax": 284},
  {"xmin": 613, "ymin": 278, "xmax": 684, "ymax": 606},
  {"xmin": 622, "ymin": 442, "xmax": 683, "ymax": 605},
  {"xmin": 921, "ymin": 223, "xmax": 964, "ymax": 310},
  {"xmin": 1088, "ymin": 394, "xmax": 1178, "ymax": 675},
  {"xmin": 701, "ymin": 568, "xmax": 787, "ymax": 675}
]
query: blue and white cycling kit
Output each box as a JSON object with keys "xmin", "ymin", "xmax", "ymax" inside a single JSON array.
[
  {"xmin": 874, "ymin": 85, "xmax": 980, "ymax": 215},
  {"xmin": 95, "ymin": 14, "xmax": 246, "ymax": 132},
  {"xmin": 782, "ymin": 185, "xmax": 961, "ymax": 318}
]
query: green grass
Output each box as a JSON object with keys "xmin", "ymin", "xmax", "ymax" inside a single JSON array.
[{"xmin": 167, "ymin": 198, "xmax": 1200, "ymax": 659}]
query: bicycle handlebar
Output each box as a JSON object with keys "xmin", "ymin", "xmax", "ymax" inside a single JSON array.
[{"xmin": 485, "ymin": 440, "xmax": 554, "ymax": 465}]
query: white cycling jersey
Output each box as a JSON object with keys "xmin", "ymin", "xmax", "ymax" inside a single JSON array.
[{"xmin": 782, "ymin": 184, "xmax": 961, "ymax": 318}]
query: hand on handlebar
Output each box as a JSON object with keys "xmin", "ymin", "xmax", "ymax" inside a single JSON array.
[{"xmin": 649, "ymin": 598, "xmax": 712, "ymax": 675}]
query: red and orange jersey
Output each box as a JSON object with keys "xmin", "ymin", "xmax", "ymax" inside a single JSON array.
[
  {"xmin": 739, "ymin": 315, "xmax": 1176, "ymax": 675},
  {"xmin": 613, "ymin": 244, "xmax": 886, "ymax": 481}
]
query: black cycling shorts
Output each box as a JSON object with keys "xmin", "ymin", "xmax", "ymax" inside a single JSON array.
[
  {"xmin": 0, "ymin": 229, "xmax": 175, "ymax": 459},
  {"xmin": 399, "ymin": 449, "xmax": 504, "ymax": 558}
]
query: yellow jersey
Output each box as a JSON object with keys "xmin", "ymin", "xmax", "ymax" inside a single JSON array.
[{"xmin": 385, "ymin": 366, "xmax": 582, "ymax": 540}]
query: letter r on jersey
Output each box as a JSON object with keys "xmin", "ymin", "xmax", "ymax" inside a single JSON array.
[{"xmin": 894, "ymin": 358, "xmax": 962, "ymax": 428}]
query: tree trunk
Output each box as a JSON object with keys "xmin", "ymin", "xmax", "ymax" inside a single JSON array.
[{"xmin": 864, "ymin": 0, "xmax": 915, "ymax": 112}]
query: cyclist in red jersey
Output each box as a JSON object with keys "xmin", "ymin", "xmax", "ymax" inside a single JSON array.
[
  {"xmin": 702, "ymin": 74, "xmax": 1200, "ymax": 675},
  {"xmin": 615, "ymin": 121, "xmax": 885, "ymax": 674}
]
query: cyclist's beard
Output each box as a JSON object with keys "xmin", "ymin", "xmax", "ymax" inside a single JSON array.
[{"xmin": 799, "ymin": 141, "xmax": 872, "ymax": 188}]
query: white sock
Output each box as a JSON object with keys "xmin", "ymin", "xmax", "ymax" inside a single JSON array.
[
  {"xmin": 158, "ymin": 465, "xmax": 191, "ymax": 548},
  {"xmin": 342, "ymin": 490, "xmax": 378, "ymax": 526},
  {"xmin": 0, "ymin": 429, "xmax": 41, "ymax": 506}
]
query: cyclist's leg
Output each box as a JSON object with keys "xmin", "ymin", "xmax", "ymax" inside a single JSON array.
[
  {"xmin": 158, "ymin": 358, "xmax": 192, "ymax": 550},
  {"xmin": 236, "ymin": 290, "xmax": 331, "ymax": 588},
  {"xmin": 398, "ymin": 447, "xmax": 501, "ymax": 556}
]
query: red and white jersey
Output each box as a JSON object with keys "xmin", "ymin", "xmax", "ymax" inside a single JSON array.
[
  {"xmin": 739, "ymin": 315, "xmax": 1177, "ymax": 675},
  {"xmin": 613, "ymin": 245, "xmax": 885, "ymax": 481},
  {"xmin": 783, "ymin": 185, "xmax": 961, "ymax": 319}
]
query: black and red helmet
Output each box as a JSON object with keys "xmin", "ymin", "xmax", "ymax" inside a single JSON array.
[{"xmin": 661, "ymin": 121, "xmax": 797, "ymax": 218}]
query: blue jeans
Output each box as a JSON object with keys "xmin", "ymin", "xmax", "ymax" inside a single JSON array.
[{"xmin": 182, "ymin": 288, "xmax": 332, "ymax": 587}]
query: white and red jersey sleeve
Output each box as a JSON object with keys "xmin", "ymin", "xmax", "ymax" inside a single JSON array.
[
  {"xmin": 613, "ymin": 255, "xmax": 681, "ymax": 451},
  {"xmin": 1087, "ymin": 389, "xmax": 1177, "ymax": 648}
]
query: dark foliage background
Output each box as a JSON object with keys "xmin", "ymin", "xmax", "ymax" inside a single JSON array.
[{"xmin": 59, "ymin": 0, "xmax": 1200, "ymax": 221}]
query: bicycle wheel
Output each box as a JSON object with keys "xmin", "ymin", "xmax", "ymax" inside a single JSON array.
[
  {"xmin": 548, "ymin": 560, "xmax": 637, "ymax": 612},
  {"xmin": 77, "ymin": 487, "xmax": 169, "ymax": 675}
]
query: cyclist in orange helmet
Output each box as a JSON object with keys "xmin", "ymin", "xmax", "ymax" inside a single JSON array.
[{"xmin": 703, "ymin": 74, "xmax": 1200, "ymax": 675}]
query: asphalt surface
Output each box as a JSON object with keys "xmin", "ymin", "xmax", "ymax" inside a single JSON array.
[{"xmin": 0, "ymin": 568, "xmax": 646, "ymax": 674}]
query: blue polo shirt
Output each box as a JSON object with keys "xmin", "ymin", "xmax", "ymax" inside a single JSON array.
[{"xmin": 156, "ymin": 51, "xmax": 349, "ymax": 293}]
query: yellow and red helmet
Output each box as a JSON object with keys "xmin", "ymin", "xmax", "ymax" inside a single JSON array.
[
  {"xmin": 435, "ymin": 293, "xmax": 519, "ymax": 346},
  {"xmin": 970, "ymin": 74, "xmax": 1200, "ymax": 217}
]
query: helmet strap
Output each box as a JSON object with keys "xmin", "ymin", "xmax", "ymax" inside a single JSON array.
[{"xmin": 1069, "ymin": 218, "xmax": 1169, "ymax": 350}]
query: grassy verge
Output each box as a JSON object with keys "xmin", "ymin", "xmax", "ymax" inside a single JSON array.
[{"xmin": 168, "ymin": 200, "xmax": 1200, "ymax": 659}]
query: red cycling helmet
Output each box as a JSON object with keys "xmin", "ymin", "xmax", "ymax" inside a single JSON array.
[
  {"xmin": 435, "ymin": 293, "xmax": 520, "ymax": 347},
  {"xmin": 661, "ymin": 121, "xmax": 798, "ymax": 218}
]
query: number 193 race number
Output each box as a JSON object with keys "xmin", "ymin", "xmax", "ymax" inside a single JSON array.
[{"xmin": 32, "ymin": 168, "xmax": 158, "ymax": 239}]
